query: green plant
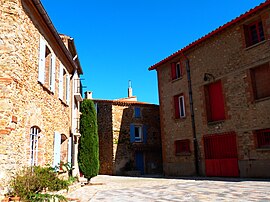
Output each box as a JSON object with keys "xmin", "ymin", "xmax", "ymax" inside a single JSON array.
[
  {"xmin": 10, "ymin": 166, "xmax": 68, "ymax": 201},
  {"xmin": 78, "ymin": 99, "xmax": 99, "ymax": 183}
]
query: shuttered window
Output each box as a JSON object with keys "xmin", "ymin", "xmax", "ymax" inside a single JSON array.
[
  {"xmin": 59, "ymin": 64, "xmax": 64, "ymax": 100},
  {"xmin": 205, "ymin": 80, "xmax": 225, "ymax": 122},
  {"xmin": 50, "ymin": 53, "xmax": 56, "ymax": 93},
  {"xmin": 175, "ymin": 139, "xmax": 190, "ymax": 155},
  {"xmin": 174, "ymin": 94, "xmax": 186, "ymax": 119},
  {"xmin": 38, "ymin": 36, "xmax": 46, "ymax": 84},
  {"xmin": 245, "ymin": 20, "xmax": 265, "ymax": 47},
  {"xmin": 130, "ymin": 124, "xmax": 148, "ymax": 143},
  {"xmin": 255, "ymin": 129, "xmax": 270, "ymax": 149},
  {"xmin": 66, "ymin": 74, "xmax": 70, "ymax": 105},
  {"xmin": 134, "ymin": 107, "xmax": 141, "ymax": 118},
  {"xmin": 171, "ymin": 62, "xmax": 182, "ymax": 80},
  {"xmin": 53, "ymin": 131, "xmax": 61, "ymax": 168},
  {"xmin": 250, "ymin": 63, "xmax": 270, "ymax": 100}
]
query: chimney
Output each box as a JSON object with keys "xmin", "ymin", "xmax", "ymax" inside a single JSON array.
[
  {"xmin": 128, "ymin": 80, "xmax": 132, "ymax": 97},
  {"xmin": 85, "ymin": 91, "xmax": 93, "ymax": 99}
]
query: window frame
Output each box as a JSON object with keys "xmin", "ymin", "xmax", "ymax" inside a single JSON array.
[
  {"xmin": 134, "ymin": 107, "xmax": 141, "ymax": 118},
  {"xmin": 255, "ymin": 129, "xmax": 270, "ymax": 149},
  {"xmin": 174, "ymin": 94, "xmax": 186, "ymax": 119},
  {"xmin": 171, "ymin": 62, "xmax": 182, "ymax": 80},
  {"xmin": 175, "ymin": 139, "xmax": 191, "ymax": 155},
  {"xmin": 204, "ymin": 80, "xmax": 226, "ymax": 123},
  {"xmin": 245, "ymin": 20, "xmax": 265, "ymax": 47},
  {"xmin": 134, "ymin": 125, "xmax": 143, "ymax": 142},
  {"xmin": 250, "ymin": 62, "xmax": 270, "ymax": 101},
  {"xmin": 29, "ymin": 126, "xmax": 41, "ymax": 166}
]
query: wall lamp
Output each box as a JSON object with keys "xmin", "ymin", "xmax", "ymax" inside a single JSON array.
[{"xmin": 203, "ymin": 73, "xmax": 215, "ymax": 82}]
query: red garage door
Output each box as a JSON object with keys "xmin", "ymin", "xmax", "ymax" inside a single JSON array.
[{"xmin": 204, "ymin": 132, "xmax": 239, "ymax": 177}]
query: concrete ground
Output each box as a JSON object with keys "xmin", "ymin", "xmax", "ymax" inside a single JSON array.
[{"xmin": 67, "ymin": 175, "xmax": 270, "ymax": 202}]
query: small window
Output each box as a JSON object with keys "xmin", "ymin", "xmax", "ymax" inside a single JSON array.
[
  {"xmin": 30, "ymin": 126, "xmax": 41, "ymax": 166},
  {"xmin": 134, "ymin": 107, "xmax": 141, "ymax": 118},
  {"xmin": 174, "ymin": 94, "xmax": 185, "ymax": 119},
  {"xmin": 171, "ymin": 62, "xmax": 182, "ymax": 80},
  {"xmin": 134, "ymin": 125, "xmax": 143, "ymax": 142},
  {"xmin": 175, "ymin": 139, "xmax": 190, "ymax": 155},
  {"xmin": 205, "ymin": 80, "xmax": 225, "ymax": 122},
  {"xmin": 245, "ymin": 20, "xmax": 265, "ymax": 47},
  {"xmin": 250, "ymin": 63, "xmax": 270, "ymax": 100},
  {"xmin": 255, "ymin": 129, "xmax": 270, "ymax": 149}
]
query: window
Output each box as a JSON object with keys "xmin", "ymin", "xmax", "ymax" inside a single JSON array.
[
  {"xmin": 134, "ymin": 126, "xmax": 143, "ymax": 142},
  {"xmin": 245, "ymin": 20, "xmax": 265, "ymax": 47},
  {"xmin": 38, "ymin": 36, "xmax": 55, "ymax": 93},
  {"xmin": 250, "ymin": 63, "xmax": 270, "ymax": 100},
  {"xmin": 130, "ymin": 124, "xmax": 147, "ymax": 143},
  {"xmin": 59, "ymin": 63, "xmax": 64, "ymax": 100},
  {"xmin": 175, "ymin": 139, "xmax": 190, "ymax": 155},
  {"xmin": 255, "ymin": 129, "xmax": 270, "ymax": 149},
  {"xmin": 29, "ymin": 126, "xmax": 41, "ymax": 166},
  {"xmin": 205, "ymin": 80, "xmax": 225, "ymax": 122},
  {"xmin": 134, "ymin": 107, "xmax": 141, "ymax": 118},
  {"xmin": 171, "ymin": 62, "xmax": 182, "ymax": 80},
  {"xmin": 174, "ymin": 94, "xmax": 185, "ymax": 119}
]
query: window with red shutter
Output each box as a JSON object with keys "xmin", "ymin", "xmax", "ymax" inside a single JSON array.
[
  {"xmin": 244, "ymin": 20, "xmax": 265, "ymax": 47},
  {"xmin": 255, "ymin": 129, "xmax": 270, "ymax": 149},
  {"xmin": 174, "ymin": 94, "xmax": 186, "ymax": 119},
  {"xmin": 205, "ymin": 80, "xmax": 225, "ymax": 122},
  {"xmin": 251, "ymin": 63, "xmax": 270, "ymax": 100},
  {"xmin": 175, "ymin": 139, "xmax": 190, "ymax": 155},
  {"xmin": 171, "ymin": 62, "xmax": 182, "ymax": 80}
]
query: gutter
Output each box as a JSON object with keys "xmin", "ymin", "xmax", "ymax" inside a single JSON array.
[{"xmin": 181, "ymin": 52, "xmax": 200, "ymax": 176}]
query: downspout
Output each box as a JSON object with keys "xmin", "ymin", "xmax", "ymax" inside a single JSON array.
[{"xmin": 181, "ymin": 52, "xmax": 200, "ymax": 176}]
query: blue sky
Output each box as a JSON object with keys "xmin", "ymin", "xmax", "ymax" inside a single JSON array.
[{"xmin": 41, "ymin": 0, "xmax": 265, "ymax": 104}]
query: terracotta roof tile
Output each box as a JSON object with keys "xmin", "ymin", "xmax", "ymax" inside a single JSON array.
[{"xmin": 149, "ymin": 0, "xmax": 270, "ymax": 70}]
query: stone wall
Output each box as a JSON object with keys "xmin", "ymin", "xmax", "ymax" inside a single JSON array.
[
  {"xmin": 95, "ymin": 100, "xmax": 162, "ymax": 175},
  {"xmin": 157, "ymin": 6, "xmax": 270, "ymax": 177},
  {"xmin": 0, "ymin": 0, "xmax": 73, "ymax": 194}
]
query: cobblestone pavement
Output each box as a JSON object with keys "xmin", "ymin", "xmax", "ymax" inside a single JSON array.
[{"xmin": 67, "ymin": 175, "xmax": 270, "ymax": 202}]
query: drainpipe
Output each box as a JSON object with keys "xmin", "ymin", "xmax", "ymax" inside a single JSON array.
[{"xmin": 181, "ymin": 52, "xmax": 200, "ymax": 176}]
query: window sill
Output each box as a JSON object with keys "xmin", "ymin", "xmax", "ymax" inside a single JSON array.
[
  {"xmin": 245, "ymin": 39, "xmax": 268, "ymax": 50},
  {"xmin": 207, "ymin": 120, "xmax": 225, "ymax": 125},
  {"xmin": 256, "ymin": 148, "xmax": 270, "ymax": 152},
  {"xmin": 38, "ymin": 81, "xmax": 54, "ymax": 95},
  {"xmin": 171, "ymin": 77, "xmax": 183, "ymax": 83},
  {"xmin": 254, "ymin": 96, "xmax": 270, "ymax": 103},
  {"xmin": 59, "ymin": 98, "xmax": 69, "ymax": 107},
  {"xmin": 174, "ymin": 116, "xmax": 186, "ymax": 121},
  {"xmin": 175, "ymin": 152, "xmax": 191, "ymax": 156}
]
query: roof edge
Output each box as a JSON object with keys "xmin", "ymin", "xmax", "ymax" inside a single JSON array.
[{"xmin": 149, "ymin": 0, "xmax": 270, "ymax": 71}]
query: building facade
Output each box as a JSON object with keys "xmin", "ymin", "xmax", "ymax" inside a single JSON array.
[
  {"xmin": 86, "ymin": 89, "xmax": 163, "ymax": 176},
  {"xmin": 0, "ymin": 0, "xmax": 83, "ymax": 195},
  {"xmin": 149, "ymin": 1, "xmax": 270, "ymax": 177}
]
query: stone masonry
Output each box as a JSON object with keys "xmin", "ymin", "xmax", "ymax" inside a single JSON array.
[
  {"xmin": 150, "ymin": 1, "xmax": 270, "ymax": 177},
  {"xmin": 93, "ymin": 99, "xmax": 163, "ymax": 176},
  {"xmin": 0, "ymin": 0, "xmax": 83, "ymax": 197}
]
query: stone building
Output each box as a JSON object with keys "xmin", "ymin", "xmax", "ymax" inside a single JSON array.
[
  {"xmin": 149, "ymin": 1, "xmax": 270, "ymax": 177},
  {"xmin": 0, "ymin": 0, "xmax": 83, "ymax": 195},
  {"xmin": 85, "ymin": 85, "xmax": 163, "ymax": 175}
]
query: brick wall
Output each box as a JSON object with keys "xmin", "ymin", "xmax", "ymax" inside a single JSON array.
[
  {"xmin": 156, "ymin": 6, "xmax": 270, "ymax": 177},
  {"xmin": 0, "ymin": 0, "xmax": 73, "ymax": 194}
]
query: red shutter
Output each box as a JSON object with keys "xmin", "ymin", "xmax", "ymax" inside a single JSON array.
[
  {"xmin": 171, "ymin": 63, "xmax": 176, "ymax": 80},
  {"xmin": 208, "ymin": 80, "xmax": 225, "ymax": 121},
  {"xmin": 174, "ymin": 95, "xmax": 180, "ymax": 118}
]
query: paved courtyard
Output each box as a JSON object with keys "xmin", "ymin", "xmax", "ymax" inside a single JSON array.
[{"xmin": 67, "ymin": 175, "xmax": 270, "ymax": 202}]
